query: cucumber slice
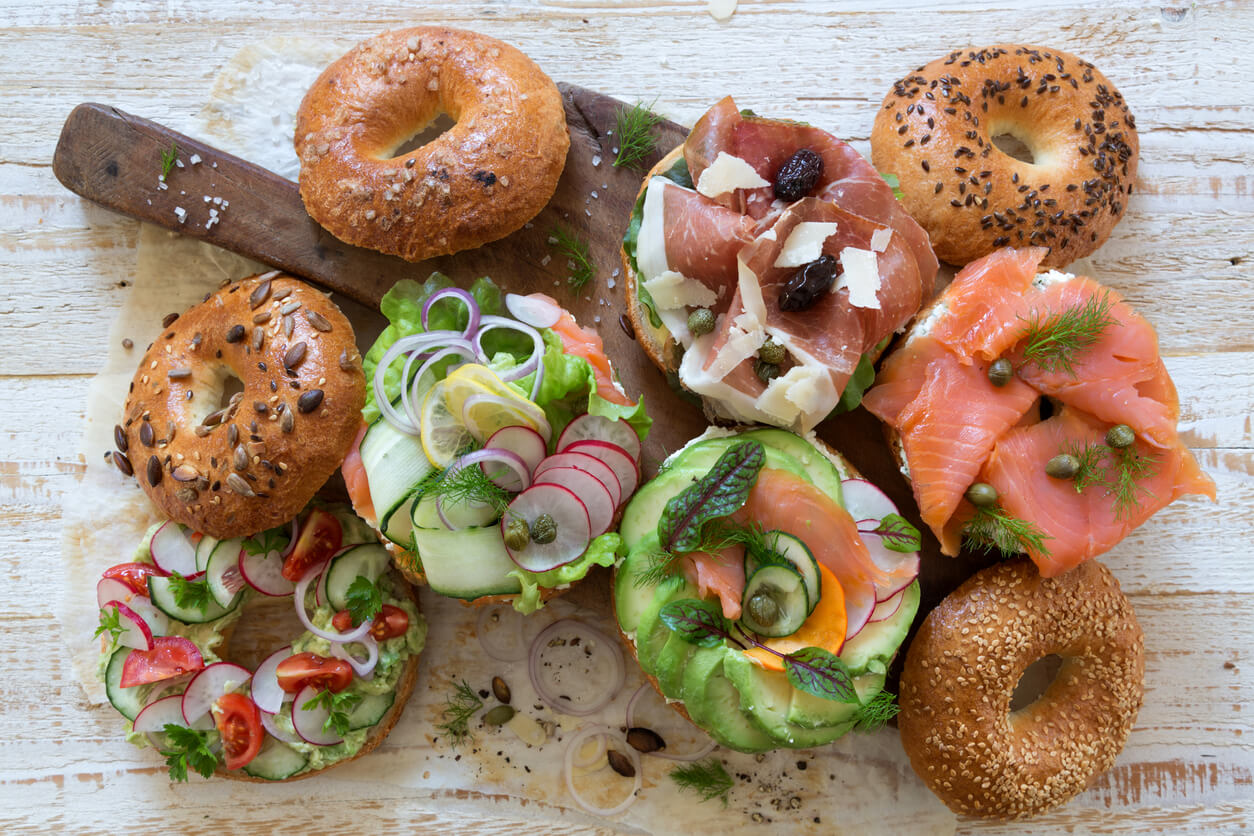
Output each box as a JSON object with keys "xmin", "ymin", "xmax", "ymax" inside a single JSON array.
[
  {"xmin": 745, "ymin": 532, "xmax": 821, "ymax": 616},
  {"xmin": 242, "ymin": 737, "xmax": 309, "ymax": 780},
  {"xmin": 413, "ymin": 526, "xmax": 522, "ymax": 599},
  {"xmin": 194, "ymin": 535, "xmax": 220, "ymax": 573},
  {"xmin": 324, "ymin": 544, "xmax": 392, "ymax": 611},
  {"xmin": 411, "ymin": 493, "xmax": 499, "ymax": 531},
  {"xmin": 360, "ymin": 406, "xmax": 436, "ymax": 545},
  {"xmin": 148, "ymin": 575, "xmax": 235, "ymax": 623},
  {"xmin": 381, "ymin": 493, "xmax": 420, "ymax": 550},
  {"xmin": 740, "ymin": 564, "xmax": 808, "ymax": 637},
  {"xmin": 347, "ymin": 691, "xmax": 395, "ymax": 730},
  {"xmin": 205, "ymin": 538, "xmax": 244, "ymax": 608},
  {"xmin": 104, "ymin": 647, "xmax": 148, "ymax": 721}
]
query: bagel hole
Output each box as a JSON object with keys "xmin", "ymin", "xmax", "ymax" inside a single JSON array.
[
  {"xmin": 992, "ymin": 132, "xmax": 1035, "ymax": 164},
  {"xmin": 1010, "ymin": 653, "xmax": 1064, "ymax": 711},
  {"xmin": 392, "ymin": 112, "xmax": 457, "ymax": 158},
  {"xmin": 220, "ymin": 595, "xmax": 306, "ymax": 671},
  {"xmin": 218, "ymin": 373, "xmax": 245, "ymax": 409}
]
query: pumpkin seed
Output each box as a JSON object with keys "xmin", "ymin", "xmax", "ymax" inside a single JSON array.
[
  {"xmin": 491, "ymin": 676, "xmax": 511, "ymax": 704},
  {"xmin": 607, "ymin": 749, "xmax": 636, "ymax": 778},
  {"xmin": 626, "ymin": 727, "xmax": 665, "ymax": 754}
]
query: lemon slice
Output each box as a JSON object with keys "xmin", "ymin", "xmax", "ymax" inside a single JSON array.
[
  {"xmin": 419, "ymin": 380, "xmax": 475, "ymax": 467},
  {"xmin": 461, "ymin": 394, "xmax": 546, "ymax": 443}
]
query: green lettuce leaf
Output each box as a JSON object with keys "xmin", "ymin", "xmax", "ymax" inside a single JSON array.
[
  {"xmin": 362, "ymin": 274, "xmax": 504, "ymax": 423},
  {"xmin": 507, "ymin": 533, "xmax": 624, "ymax": 614},
  {"xmin": 831, "ymin": 337, "xmax": 890, "ymax": 416}
]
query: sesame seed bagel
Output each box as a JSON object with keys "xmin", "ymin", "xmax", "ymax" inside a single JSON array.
[
  {"xmin": 295, "ymin": 26, "xmax": 569, "ymax": 262},
  {"xmin": 898, "ymin": 558, "xmax": 1144, "ymax": 819},
  {"xmin": 120, "ymin": 273, "xmax": 365, "ymax": 539},
  {"xmin": 872, "ymin": 45, "xmax": 1138, "ymax": 269}
]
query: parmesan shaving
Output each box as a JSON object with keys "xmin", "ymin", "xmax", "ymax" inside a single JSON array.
[
  {"xmin": 643, "ymin": 270, "xmax": 718, "ymax": 310},
  {"xmin": 836, "ymin": 247, "xmax": 882, "ymax": 309},
  {"xmin": 774, "ymin": 222, "xmax": 839, "ymax": 268},
  {"xmin": 695, "ymin": 151, "xmax": 769, "ymax": 198},
  {"xmin": 869, "ymin": 226, "xmax": 893, "ymax": 253}
]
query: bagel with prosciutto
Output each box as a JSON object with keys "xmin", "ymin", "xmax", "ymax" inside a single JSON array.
[
  {"xmin": 342, "ymin": 273, "xmax": 650, "ymax": 613},
  {"xmin": 613, "ymin": 427, "xmax": 921, "ymax": 752},
  {"xmin": 622, "ymin": 98, "xmax": 938, "ymax": 433}
]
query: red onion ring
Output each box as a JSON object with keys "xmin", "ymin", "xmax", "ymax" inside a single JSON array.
[
  {"xmin": 476, "ymin": 604, "xmax": 562, "ymax": 661},
  {"xmin": 506, "ymin": 292, "xmax": 562, "ymax": 329},
  {"xmin": 330, "ymin": 633, "xmax": 378, "ymax": 680},
  {"xmin": 372, "ymin": 330, "xmax": 465, "ymax": 433},
  {"xmin": 569, "ymin": 729, "xmax": 608, "ymax": 769},
  {"xmin": 422, "ymin": 287, "xmax": 481, "ymax": 339},
  {"xmin": 562, "ymin": 724, "xmax": 641, "ymax": 817},
  {"xmin": 294, "ymin": 563, "xmax": 372, "ymax": 644},
  {"xmin": 529, "ymin": 619, "xmax": 624, "ymax": 717},
  {"xmin": 280, "ymin": 517, "xmax": 299, "ymax": 559},
  {"xmin": 475, "ymin": 315, "xmax": 546, "ymax": 400},
  {"xmin": 624, "ymin": 683, "xmax": 719, "ymax": 762},
  {"xmin": 401, "ymin": 342, "xmax": 476, "ymax": 431}
]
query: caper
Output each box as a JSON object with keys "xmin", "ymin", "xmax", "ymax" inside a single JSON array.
[
  {"xmin": 758, "ymin": 337, "xmax": 786, "ymax": 365},
  {"xmin": 1105, "ymin": 423, "xmax": 1135, "ymax": 449},
  {"xmin": 503, "ymin": 517, "xmax": 531, "ymax": 551},
  {"xmin": 987, "ymin": 357, "xmax": 1014, "ymax": 387},
  {"xmin": 687, "ymin": 307, "xmax": 716, "ymax": 337},
  {"xmin": 965, "ymin": 482, "xmax": 999, "ymax": 507},
  {"xmin": 754, "ymin": 359, "xmax": 780, "ymax": 382},
  {"xmin": 529, "ymin": 513, "xmax": 558, "ymax": 544},
  {"xmin": 746, "ymin": 592, "xmax": 780, "ymax": 627},
  {"xmin": 1045, "ymin": 453, "xmax": 1080, "ymax": 479},
  {"xmin": 483, "ymin": 704, "xmax": 516, "ymax": 726}
]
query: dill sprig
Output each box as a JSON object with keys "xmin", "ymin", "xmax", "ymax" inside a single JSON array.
[
  {"xmin": 613, "ymin": 99, "xmax": 663, "ymax": 170},
  {"xmin": 963, "ymin": 504, "xmax": 1052, "ymax": 558},
  {"xmin": 422, "ymin": 462, "xmax": 510, "ymax": 517},
  {"xmin": 670, "ymin": 757, "xmax": 734, "ymax": 807},
  {"xmin": 1017, "ymin": 290, "xmax": 1118, "ymax": 377},
  {"xmin": 851, "ymin": 690, "xmax": 901, "ymax": 733},
  {"xmin": 549, "ymin": 225, "xmax": 594, "ymax": 291},
  {"xmin": 1062, "ymin": 439, "xmax": 1158, "ymax": 520},
  {"xmin": 160, "ymin": 143, "xmax": 179, "ymax": 179},
  {"xmin": 1064, "ymin": 439, "xmax": 1110, "ymax": 493},
  {"xmin": 436, "ymin": 679, "xmax": 483, "ymax": 748},
  {"xmin": 634, "ymin": 520, "xmax": 774, "ymax": 589}
]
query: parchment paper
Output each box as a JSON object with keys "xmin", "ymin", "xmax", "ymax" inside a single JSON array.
[{"xmin": 57, "ymin": 37, "xmax": 956, "ymax": 834}]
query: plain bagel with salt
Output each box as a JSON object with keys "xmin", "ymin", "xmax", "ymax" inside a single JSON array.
[{"xmin": 295, "ymin": 27, "xmax": 569, "ymax": 262}]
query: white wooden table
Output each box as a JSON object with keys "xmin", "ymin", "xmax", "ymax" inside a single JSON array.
[{"xmin": 2, "ymin": 1, "xmax": 1251, "ymax": 833}]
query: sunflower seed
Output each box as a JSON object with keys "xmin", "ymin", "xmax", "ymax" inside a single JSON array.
[
  {"xmin": 253, "ymin": 326, "xmax": 264, "ymax": 351},
  {"xmin": 626, "ymin": 727, "xmax": 665, "ymax": 754},
  {"xmin": 254, "ymin": 401, "xmax": 268, "ymax": 414},
  {"xmin": 607, "ymin": 750, "xmax": 636, "ymax": 778},
  {"xmin": 279, "ymin": 300, "xmax": 301, "ymax": 316},
  {"xmin": 172, "ymin": 464, "xmax": 200, "ymax": 482},
  {"xmin": 304, "ymin": 309, "xmax": 332, "ymax": 332},
  {"xmin": 339, "ymin": 348, "xmax": 354, "ymax": 371},
  {"xmin": 194, "ymin": 424, "xmax": 213, "ymax": 437},
  {"xmin": 166, "ymin": 421, "xmax": 177, "ymax": 443},
  {"xmin": 227, "ymin": 424, "xmax": 239, "ymax": 446},
  {"xmin": 112, "ymin": 451, "xmax": 133, "ymax": 476},
  {"xmin": 226, "ymin": 324, "xmax": 246, "ymax": 343},
  {"xmin": 230, "ymin": 392, "xmax": 244, "ymax": 406},
  {"xmin": 249, "ymin": 278, "xmax": 272, "ymax": 309},
  {"xmin": 203, "ymin": 409, "xmax": 226, "ymax": 427},
  {"xmin": 146, "ymin": 455, "xmax": 163, "ymax": 486},
  {"xmin": 226, "ymin": 472, "xmax": 256, "ymax": 497},
  {"xmin": 283, "ymin": 314, "xmax": 294, "ymax": 339},
  {"xmin": 113, "ymin": 424, "xmax": 128, "ymax": 453},
  {"xmin": 284, "ymin": 341, "xmax": 307, "ymax": 371},
  {"xmin": 297, "ymin": 389, "xmax": 324, "ymax": 413},
  {"xmin": 272, "ymin": 287, "xmax": 292, "ymax": 301},
  {"xmin": 252, "ymin": 311, "xmax": 272, "ymax": 325},
  {"xmin": 168, "ymin": 367, "xmax": 192, "ymax": 381},
  {"xmin": 491, "ymin": 676, "xmax": 511, "ymax": 704},
  {"xmin": 234, "ymin": 445, "xmax": 249, "ymax": 471},
  {"xmin": 162, "ymin": 312, "xmax": 179, "ymax": 328},
  {"xmin": 281, "ymin": 409, "xmax": 295, "ymax": 433},
  {"xmin": 139, "ymin": 421, "xmax": 154, "ymax": 447}
]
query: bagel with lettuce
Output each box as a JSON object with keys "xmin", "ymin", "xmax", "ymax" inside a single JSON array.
[
  {"xmin": 344, "ymin": 273, "xmax": 650, "ymax": 613},
  {"xmin": 621, "ymin": 97, "xmax": 938, "ymax": 434},
  {"xmin": 612, "ymin": 427, "xmax": 921, "ymax": 751}
]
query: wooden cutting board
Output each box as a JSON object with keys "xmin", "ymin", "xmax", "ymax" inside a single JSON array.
[{"xmin": 52, "ymin": 85, "xmax": 998, "ymax": 675}]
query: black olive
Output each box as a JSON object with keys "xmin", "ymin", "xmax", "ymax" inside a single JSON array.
[
  {"xmin": 626, "ymin": 727, "xmax": 666, "ymax": 754},
  {"xmin": 987, "ymin": 358, "xmax": 1014, "ymax": 387},
  {"xmin": 965, "ymin": 482, "xmax": 998, "ymax": 507},
  {"xmin": 773, "ymin": 148, "xmax": 824, "ymax": 202},
  {"xmin": 779, "ymin": 255, "xmax": 841, "ymax": 312}
]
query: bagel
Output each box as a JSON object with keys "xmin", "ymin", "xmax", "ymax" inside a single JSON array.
[
  {"xmin": 898, "ymin": 558, "xmax": 1144, "ymax": 818},
  {"xmin": 295, "ymin": 26, "xmax": 569, "ymax": 262},
  {"xmin": 871, "ymin": 45, "xmax": 1139, "ymax": 269},
  {"xmin": 117, "ymin": 272, "xmax": 365, "ymax": 539}
]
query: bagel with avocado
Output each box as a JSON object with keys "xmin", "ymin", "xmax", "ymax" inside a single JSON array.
[{"xmin": 612, "ymin": 427, "xmax": 921, "ymax": 751}]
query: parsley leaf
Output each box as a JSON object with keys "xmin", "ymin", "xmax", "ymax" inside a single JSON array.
[
  {"xmin": 345, "ymin": 576, "xmax": 383, "ymax": 627},
  {"xmin": 94, "ymin": 605, "xmax": 125, "ymax": 645},
  {"xmin": 301, "ymin": 689, "xmax": 363, "ymax": 736},
  {"xmin": 159, "ymin": 724, "xmax": 218, "ymax": 782},
  {"xmin": 242, "ymin": 526, "xmax": 288, "ymax": 557},
  {"xmin": 168, "ymin": 571, "xmax": 212, "ymax": 612}
]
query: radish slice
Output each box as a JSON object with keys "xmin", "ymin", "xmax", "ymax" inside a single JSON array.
[
  {"xmin": 181, "ymin": 662, "xmax": 252, "ymax": 726},
  {"xmin": 842, "ymin": 577, "xmax": 878, "ymax": 644},
  {"xmin": 102, "ymin": 601, "xmax": 155, "ymax": 651},
  {"xmin": 150, "ymin": 522, "xmax": 198, "ymax": 576},
  {"xmin": 122, "ymin": 595, "xmax": 171, "ymax": 637},
  {"xmin": 561, "ymin": 440, "xmax": 639, "ymax": 500},
  {"xmin": 96, "ymin": 577, "xmax": 137, "ymax": 610},
  {"xmin": 556, "ymin": 414, "xmax": 641, "ymax": 461},
  {"xmin": 291, "ymin": 684, "xmax": 343, "ymax": 746},
  {"xmin": 135, "ymin": 694, "xmax": 214, "ymax": 749},
  {"xmin": 260, "ymin": 709, "xmax": 303, "ymax": 744},
  {"xmin": 486, "ymin": 425, "xmax": 547, "ymax": 477},
  {"xmin": 250, "ymin": 646, "xmax": 294, "ymax": 714},
  {"xmin": 502, "ymin": 483, "xmax": 591, "ymax": 572},
  {"xmin": 505, "ymin": 292, "xmax": 562, "ymax": 328},
  {"xmin": 840, "ymin": 479, "xmax": 898, "ymax": 522},
  {"xmin": 534, "ymin": 452, "xmax": 622, "ymax": 507},
  {"xmin": 238, "ymin": 545, "xmax": 296, "ymax": 597},
  {"xmin": 869, "ymin": 586, "xmax": 907, "ymax": 623},
  {"xmin": 535, "ymin": 467, "xmax": 615, "ymax": 537},
  {"xmin": 330, "ymin": 634, "xmax": 379, "ymax": 680},
  {"xmin": 859, "ymin": 531, "xmax": 920, "ymax": 600}
]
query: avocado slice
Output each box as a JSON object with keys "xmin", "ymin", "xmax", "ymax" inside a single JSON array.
[
  {"xmin": 681, "ymin": 647, "xmax": 775, "ymax": 754},
  {"xmin": 653, "ymin": 630, "xmax": 700, "ymax": 699},
  {"xmin": 722, "ymin": 651, "xmax": 856, "ymax": 747},
  {"xmin": 787, "ymin": 663, "xmax": 885, "ymax": 730},
  {"xmin": 635, "ymin": 574, "xmax": 698, "ymax": 677},
  {"xmin": 731, "ymin": 427, "xmax": 848, "ymax": 502},
  {"xmin": 614, "ymin": 532, "xmax": 663, "ymax": 636}
]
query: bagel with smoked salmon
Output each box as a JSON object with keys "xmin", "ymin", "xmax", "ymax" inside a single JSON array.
[
  {"xmin": 622, "ymin": 97, "xmax": 937, "ymax": 434},
  {"xmin": 613, "ymin": 426, "xmax": 921, "ymax": 752}
]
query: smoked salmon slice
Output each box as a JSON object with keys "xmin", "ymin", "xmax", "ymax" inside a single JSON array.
[
  {"xmin": 683, "ymin": 546, "xmax": 746, "ymax": 620},
  {"xmin": 530, "ymin": 293, "xmax": 634, "ymax": 407},
  {"xmin": 341, "ymin": 420, "xmax": 376, "ymax": 525},
  {"xmin": 930, "ymin": 246, "xmax": 1047, "ymax": 364}
]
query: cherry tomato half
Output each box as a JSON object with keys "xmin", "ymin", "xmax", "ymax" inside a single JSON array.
[
  {"xmin": 331, "ymin": 604, "xmax": 410, "ymax": 641},
  {"xmin": 118, "ymin": 636, "xmax": 204, "ymax": 688},
  {"xmin": 275, "ymin": 652, "xmax": 353, "ymax": 694},
  {"xmin": 213, "ymin": 692, "xmax": 262, "ymax": 770},
  {"xmin": 103, "ymin": 562, "xmax": 163, "ymax": 596},
  {"xmin": 282, "ymin": 509, "xmax": 342, "ymax": 582}
]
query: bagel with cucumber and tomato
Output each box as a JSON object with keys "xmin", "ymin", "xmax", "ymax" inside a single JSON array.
[
  {"xmin": 613, "ymin": 427, "xmax": 920, "ymax": 752},
  {"xmin": 343, "ymin": 273, "xmax": 650, "ymax": 613},
  {"xmin": 621, "ymin": 97, "xmax": 938, "ymax": 434},
  {"xmin": 93, "ymin": 503, "xmax": 426, "ymax": 782}
]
